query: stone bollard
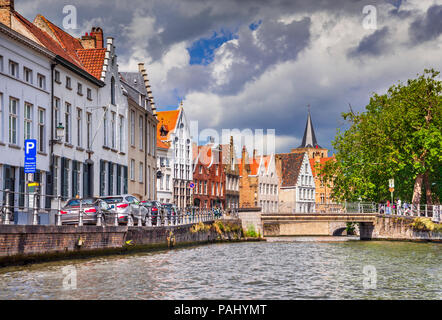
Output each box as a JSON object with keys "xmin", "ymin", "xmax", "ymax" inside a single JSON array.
[
  {"xmin": 138, "ymin": 205, "xmax": 142, "ymax": 227},
  {"xmin": 56, "ymin": 196, "xmax": 62, "ymax": 226},
  {"xmin": 96, "ymin": 208, "xmax": 102, "ymax": 227},
  {"xmin": 4, "ymin": 190, "xmax": 11, "ymax": 225},
  {"xmin": 78, "ymin": 201, "xmax": 83, "ymax": 227},
  {"xmin": 32, "ymin": 193, "xmax": 39, "ymax": 225},
  {"xmin": 147, "ymin": 209, "xmax": 152, "ymax": 227},
  {"xmin": 114, "ymin": 211, "xmax": 118, "ymax": 226}
]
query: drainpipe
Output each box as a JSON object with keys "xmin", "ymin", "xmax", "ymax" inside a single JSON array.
[{"xmin": 50, "ymin": 62, "xmax": 57, "ymax": 206}]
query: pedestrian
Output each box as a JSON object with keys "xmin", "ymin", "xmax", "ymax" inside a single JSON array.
[{"xmin": 386, "ymin": 201, "xmax": 391, "ymax": 215}]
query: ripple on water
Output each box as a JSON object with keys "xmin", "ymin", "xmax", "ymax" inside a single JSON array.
[{"xmin": 0, "ymin": 241, "xmax": 440, "ymax": 300}]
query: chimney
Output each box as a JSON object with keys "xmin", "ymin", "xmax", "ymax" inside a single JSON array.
[
  {"xmin": 90, "ymin": 27, "xmax": 103, "ymax": 48},
  {"xmin": 0, "ymin": 0, "xmax": 14, "ymax": 28},
  {"xmin": 253, "ymin": 149, "xmax": 257, "ymax": 160}
]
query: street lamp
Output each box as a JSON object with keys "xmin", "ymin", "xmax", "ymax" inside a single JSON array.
[{"xmin": 56, "ymin": 123, "xmax": 65, "ymax": 140}]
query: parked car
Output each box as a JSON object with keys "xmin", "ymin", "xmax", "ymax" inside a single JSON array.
[
  {"xmin": 162, "ymin": 203, "xmax": 178, "ymax": 224},
  {"xmin": 140, "ymin": 200, "xmax": 162, "ymax": 225},
  {"xmin": 61, "ymin": 198, "xmax": 113, "ymax": 225},
  {"xmin": 101, "ymin": 195, "xmax": 148, "ymax": 225}
]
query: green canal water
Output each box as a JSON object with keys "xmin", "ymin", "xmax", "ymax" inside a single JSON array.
[{"xmin": 0, "ymin": 239, "xmax": 440, "ymax": 300}]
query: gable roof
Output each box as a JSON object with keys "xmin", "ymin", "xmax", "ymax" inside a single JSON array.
[
  {"xmin": 276, "ymin": 153, "xmax": 304, "ymax": 187},
  {"xmin": 156, "ymin": 109, "xmax": 181, "ymax": 150},
  {"xmin": 12, "ymin": 12, "xmax": 82, "ymax": 67}
]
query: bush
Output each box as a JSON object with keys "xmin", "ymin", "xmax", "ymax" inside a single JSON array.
[
  {"xmin": 244, "ymin": 224, "xmax": 259, "ymax": 238},
  {"xmin": 410, "ymin": 218, "xmax": 442, "ymax": 233}
]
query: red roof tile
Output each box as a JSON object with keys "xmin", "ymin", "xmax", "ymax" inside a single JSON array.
[
  {"xmin": 276, "ymin": 153, "xmax": 304, "ymax": 187},
  {"xmin": 76, "ymin": 48, "xmax": 105, "ymax": 79}
]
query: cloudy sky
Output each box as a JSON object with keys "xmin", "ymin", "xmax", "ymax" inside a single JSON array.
[{"xmin": 16, "ymin": 0, "xmax": 442, "ymax": 154}]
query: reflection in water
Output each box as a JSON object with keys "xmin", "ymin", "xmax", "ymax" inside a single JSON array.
[{"xmin": 0, "ymin": 240, "xmax": 440, "ymax": 300}]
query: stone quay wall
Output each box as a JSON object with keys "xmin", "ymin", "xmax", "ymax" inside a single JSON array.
[
  {"xmin": 0, "ymin": 219, "xmax": 242, "ymax": 267},
  {"xmin": 360, "ymin": 216, "xmax": 442, "ymax": 241}
]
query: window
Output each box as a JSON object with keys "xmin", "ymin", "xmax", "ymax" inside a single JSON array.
[
  {"xmin": 130, "ymin": 110, "xmax": 135, "ymax": 146},
  {"xmin": 54, "ymin": 70, "xmax": 60, "ymax": 83},
  {"xmin": 77, "ymin": 83, "xmax": 83, "ymax": 95},
  {"xmin": 86, "ymin": 113, "xmax": 92, "ymax": 149},
  {"xmin": 111, "ymin": 112, "xmax": 116, "ymax": 149},
  {"xmin": 66, "ymin": 76, "xmax": 72, "ymax": 89},
  {"xmin": 76, "ymin": 108, "xmax": 82, "ymax": 147},
  {"xmin": 103, "ymin": 109, "xmax": 108, "ymax": 146},
  {"xmin": 53, "ymin": 157, "xmax": 59, "ymax": 197},
  {"xmin": 119, "ymin": 115, "xmax": 124, "ymax": 152},
  {"xmin": 166, "ymin": 174, "xmax": 170, "ymax": 191},
  {"xmin": 130, "ymin": 159, "xmax": 135, "ymax": 180},
  {"xmin": 111, "ymin": 76, "xmax": 116, "ymax": 105},
  {"xmin": 152, "ymin": 124, "xmax": 155, "ymax": 155},
  {"xmin": 38, "ymin": 108, "xmax": 45, "ymax": 153},
  {"xmin": 0, "ymin": 93, "xmax": 3, "ymax": 142},
  {"xmin": 37, "ymin": 74, "xmax": 46, "ymax": 90},
  {"xmin": 8, "ymin": 98, "xmax": 18, "ymax": 144},
  {"xmin": 146, "ymin": 120, "xmax": 150, "ymax": 153},
  {"xmin": 24, "ymin": 103, "xmax": 33, "ymax": 141},
  {"xmin": 24, "ymin": 67, "xmax": 33, "ymax": 84},
  {"xmin": 0, "ymin": 55, "xmax": 3, "ymax": 71},
  {"xmin": 65, "ymin": 103, "xmax": 71, "ymax": 143},
  {"xmin": 139, "ymin": 116, "xmax": 143, "ymax": 149},
  {"xmin": 87, "ymin": 88, "xmax": 92, "ymax": 100},
  {"xmin": 54, "ymin": 97, "xmax": 61, "ymax": 134},
  {"xmin": 9, "ymin": 60, "xmax": 18, "ymax": 78},
  {"xmin": 139, "ymin": 162, "xmax": 143, "ymax": 183}
]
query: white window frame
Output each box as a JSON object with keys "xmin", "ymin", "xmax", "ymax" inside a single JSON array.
[{"xmin": 9, "ymin": 97, "xmax": 18, "ymax": 145}]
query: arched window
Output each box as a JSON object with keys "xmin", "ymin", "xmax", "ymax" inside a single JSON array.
[{"xmin": 111, "ymin": 76, "xmax": 115, "ymax": 105}]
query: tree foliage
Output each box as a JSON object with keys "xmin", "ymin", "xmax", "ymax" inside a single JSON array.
[{"xmin": 321, "ymin": 69, "xmax": 442, "ymax": 204}]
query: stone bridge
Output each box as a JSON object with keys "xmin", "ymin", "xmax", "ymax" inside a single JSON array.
[{"xmin": 262, "ymin": 213, "xmax": 379, "ymax": 239}]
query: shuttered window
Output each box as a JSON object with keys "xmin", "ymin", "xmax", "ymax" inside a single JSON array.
[
  {"xmin": 108, "ymin": 162, "xmax": 114, "ymax": 196},
  {"xmin": 100, "ymin": 160, "xmax": 105, "ymax": 196}
]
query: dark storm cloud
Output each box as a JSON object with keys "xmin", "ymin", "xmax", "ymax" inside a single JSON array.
[
  {"xmin": 409, "ymin": 4, "xmax": 442, "ymax": 45},
  {"xmin": 348, "ymin": 26, "xmax": 390, "ymax": 58}
]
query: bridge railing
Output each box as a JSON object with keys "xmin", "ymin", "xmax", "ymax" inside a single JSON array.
[{"xmin": 300, "ymin": 202, "xmax": 441, "ymax": 223}]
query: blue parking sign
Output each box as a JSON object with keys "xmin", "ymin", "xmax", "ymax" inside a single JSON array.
[{"xmin": 24, "ymin": 139, "xmax": 37, "ymax": 174}]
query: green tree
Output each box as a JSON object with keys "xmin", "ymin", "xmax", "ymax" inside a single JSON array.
[{"xmin": 321, "ymin": 69, "xmax": 442, "ymax": 205}]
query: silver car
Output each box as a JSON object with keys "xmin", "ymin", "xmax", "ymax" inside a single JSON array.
[
  {"xmin": 61, "ymin": 198, "xmax": 113, "ymax": 225},
  {"xmin": 102, "ymin": 195, "xmax": 148, "ymax": 225}
]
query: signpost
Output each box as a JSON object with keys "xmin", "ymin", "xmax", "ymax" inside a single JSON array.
[
  {"xmin": 389, "ymin": 179, "xmax": 395, "ymax": 204},
  {"xmin": 189, "ymin": 182, "xmax": 195, "ymax": 189},
  {"xmin": 24, "ymin": 140, "xmax": 38, "ymax": 224},
  {"xmin": 24, "ymin": 139, "xmax": 37, "ymax": 174}
]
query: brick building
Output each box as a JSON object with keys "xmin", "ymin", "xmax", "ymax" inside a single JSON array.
[
  {"xmin": 238, "ymin": 148, "xmax": 279, "ymax": 212},
  {"xmin": 193, "ymin": 143, "xmax": 225, "ymax": 209}
]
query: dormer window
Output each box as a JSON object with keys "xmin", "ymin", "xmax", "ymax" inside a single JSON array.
[{"xmin": 160, "ymin": 125, "xmax": 168, "ymax": 137}]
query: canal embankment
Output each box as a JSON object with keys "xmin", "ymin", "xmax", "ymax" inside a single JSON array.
[{"xmin": 0, "ymin": 219, "xmax": 252, "ymax": 267}]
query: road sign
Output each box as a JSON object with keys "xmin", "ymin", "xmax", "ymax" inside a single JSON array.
[
  {"xmin": 24, "ymin": 139, "xmax": 37, "ymax": 174},
  {"xmin": 389, "ymin": 187, "xmax": 395, "ymax": 193},
  {"xmin": 389, "ymin": 179, "xmax": 395, "ymax": 188},
  {"xmin": 189, "ymin": 182, "xmax": 195, "ymax": 189}
]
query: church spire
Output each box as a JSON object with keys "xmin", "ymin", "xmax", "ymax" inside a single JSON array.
[{"xmin": 298, "ymin": 107, "xmax": 321, "ymax": 149}]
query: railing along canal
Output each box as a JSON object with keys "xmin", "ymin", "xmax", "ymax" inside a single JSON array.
[{"xmin": 0, "ymin": 189, "xmax": 239, "ymax": 227}]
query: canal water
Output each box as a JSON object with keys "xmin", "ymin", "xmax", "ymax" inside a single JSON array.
[{"xmin": 0, "ymin": 239, "xmax": 440, "ymax": 300}]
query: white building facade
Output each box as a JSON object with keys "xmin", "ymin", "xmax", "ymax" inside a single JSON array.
[
  {"xmin": 0, "ymin": 23, "xmax": 53, "ymax": 209},
  {"xmin": 156, "ymin": 106, "xmax": 193, "ymax": 209}
]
